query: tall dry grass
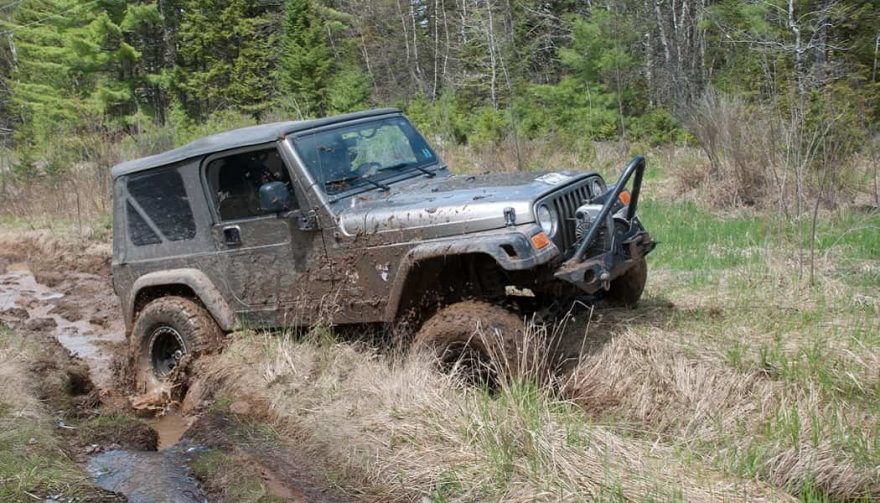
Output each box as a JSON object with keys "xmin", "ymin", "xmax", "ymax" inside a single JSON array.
[
  {"xmin": 189, "ymin": 326, "xmax": 790, "ymax": 502},
  {"xmin": 564, "ymin": 328, "xmax": 879, "ymax": 500},
  {"xmin": 684, "ymin": 90, "xmax": 878, "ymax": 214}
]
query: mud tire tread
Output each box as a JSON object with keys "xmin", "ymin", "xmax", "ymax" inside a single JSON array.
[
  {"xmin": 604, "ymin": 258, "xmax": 648, "ymax": 308},
  {"xmin": 413, "ymin": 301, "xmax": 525, "ymax": 376},
  {"xmin": 131, "ymin": 296, "xmax": 223, "ymax": 393}
]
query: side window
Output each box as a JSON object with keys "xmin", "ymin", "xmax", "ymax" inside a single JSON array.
[
  {"xmin": 126, "ymin": 169, "xmax": 196, "ymax": 246},
  {"xmin": 126, "ymin": 202, "xmax": 161, "ymax": 246},
  {"xmin": 206, "ymin": 148, "xmax": 297, "ymax": 221}
]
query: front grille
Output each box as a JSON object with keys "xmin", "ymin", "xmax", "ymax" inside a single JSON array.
[{"xmin": 540, "ymin": 181, "xmax": 594, "ymax": 254}]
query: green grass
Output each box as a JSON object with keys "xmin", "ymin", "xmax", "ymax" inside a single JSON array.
[
  {"xmin": 0, "ymin": 325, "xmax": 102, "ymax": 500},
  {"xmin": 631, "ymin": 195, "xmax": 880, "ymax": 501},
  {"xmin": 641, "ymin": 198, "xmax": 880, "ymax": 280},
  {"xmin": 191, "ymin": 449, "xmax": 285, "ymax": 502}
]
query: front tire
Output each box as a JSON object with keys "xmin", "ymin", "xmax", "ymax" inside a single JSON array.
[
  {"xmin": 130, "ymin": 296, "xmax": 222, "ymax": 396},
  {"xmin": 412, "ymin": 301, "xmax": 528, "ymax": 385},
  {"xmin": 604, "ymin": 258, "xmax": 648, "ymax": 307}
]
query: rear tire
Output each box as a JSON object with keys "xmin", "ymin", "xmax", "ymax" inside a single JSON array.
[
  {"xmin": 412, "ymin": 301, "xmax": 526, "ymax": 385},
  {"xmin": 604, "ymin": 258, "xmax": 648, "ymax": 307},
  {"xmin": 130, "ymin": 296, "xmax": 223, "ymax": 396}
]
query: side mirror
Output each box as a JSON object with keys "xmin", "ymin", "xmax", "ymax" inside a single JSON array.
[{"xmin": 259, "ymin": 181, "xmax": 292, "ymax": 213}]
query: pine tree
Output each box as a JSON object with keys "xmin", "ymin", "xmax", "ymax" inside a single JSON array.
[
  {"xmin": 3, "ymin": 0, "xmax": 93, "ymax": 143},
  {"xmin": 174, "ymin": 0, "xmax": 279, "ymax": 119},
  {"xmin": 277, "ymin": 0, "xmax": 331, "ymax": 118},
  {"xmin": 121, "ymin": 2, "xmax": 167, "ymax": 121}
]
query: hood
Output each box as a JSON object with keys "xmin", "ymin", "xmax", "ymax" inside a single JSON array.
[{"xmin": 333, "ymin": 170, "xmax": 592, "ymax": 238}]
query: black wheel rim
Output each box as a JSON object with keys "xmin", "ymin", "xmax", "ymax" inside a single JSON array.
[{"xmin": 149, "ymin": 326, "xmax": 186, "ymax": 378}]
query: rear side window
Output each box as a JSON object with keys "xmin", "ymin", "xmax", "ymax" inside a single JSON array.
[
  {"xmin": 126, "ymin": 202, "xmax": 161, "ymax": 246},
  {"xmin": 126, "ymin": 169, "xmax": 196, "ymax": 245}
]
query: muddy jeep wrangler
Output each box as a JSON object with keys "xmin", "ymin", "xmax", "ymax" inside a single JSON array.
[{"xmin": 111, "ymin": 108, "xmax": 655, "ymax": 392}]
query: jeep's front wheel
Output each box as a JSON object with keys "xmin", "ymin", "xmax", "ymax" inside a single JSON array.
[
  {"xmin": 603, "ymin": 257, "xmax": 648, "ymax": 307},
  {"xmin": 131, "ymin": 296, "xmax": 223, "ymax": 396},
  {"xmin": 412, "ymin": 301, "xmax": 529, "ymax": 385}
]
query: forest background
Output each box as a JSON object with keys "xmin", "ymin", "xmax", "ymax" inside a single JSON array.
[{"xmin": 0, "ymin": 0, "xmax": 878, "ymax": 219}]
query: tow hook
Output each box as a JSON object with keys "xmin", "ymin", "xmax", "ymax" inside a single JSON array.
[{"xmin": 600, "ymin": 270, "xmax": 610, "ymax": 290}]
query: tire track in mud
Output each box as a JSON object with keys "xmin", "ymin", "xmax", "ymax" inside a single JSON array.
[
  {"xmin": 0, "ymin": 242, "xmax": 349, "ymax": 502},
  {"xmin": 0, "ymin": 262, "xmax": 125, "ymax": 391}
]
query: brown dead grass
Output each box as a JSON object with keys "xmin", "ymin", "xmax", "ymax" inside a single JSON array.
[
  {"xmin": 0, "ymin": 327, "xmax": 107, "ymax": 500},
  {"xmin": 0, "ymin": 229, "xmax": 111, "ymax": 276},
  {"xmin": 564, "ymin": 328, "xmax": 879, "ymax": 500},
  {"xmin": 190, "ymin": 330, "xmax": 790, "ymax": 502}
]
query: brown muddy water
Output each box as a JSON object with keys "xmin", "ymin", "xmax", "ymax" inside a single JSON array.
[
  {"xmin": 0, "ymin": 263, "xmax": 209, "ymax": 502},
  {"xmin": 87, "ymin": 444, "xmax": 209, "ymax": 503}
]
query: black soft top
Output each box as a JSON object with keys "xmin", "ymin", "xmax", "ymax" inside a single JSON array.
[{"xmin": 111, "ymin": 108, "xmax": 400, "ymax": 179}]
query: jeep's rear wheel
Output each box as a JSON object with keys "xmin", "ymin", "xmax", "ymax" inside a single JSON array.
[
  {"xmin": 131, "ymin": 296, "xmax": 223, "ymax": 396},
  {"xmin": 412, "ymin": 301, "xmax": 528, "ymax": 385},
  {"xmin": 604, "ymin": 257, "xmax": 648, "ymax": 307}
]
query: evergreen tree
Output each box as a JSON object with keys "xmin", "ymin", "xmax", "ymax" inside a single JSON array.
[
  {"xmin": 277, "ymin": 0, "xmax": 331, "ymax": 118},
  {"xmin": 121, "ymin": 2, "xmax": 167, "ymax": 121},
  {"xmin": 174, "ymin": 0, "xmax": 279, "ymax": 119},
  {"xmin": 3, "ymin": 0, "xmax": 93, "ymax": 143}
]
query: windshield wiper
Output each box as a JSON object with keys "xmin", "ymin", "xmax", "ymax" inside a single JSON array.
[
  {"xmin": 379, "ymin": 162, "xmax": 436, "ymax": 178},
  {"xmin": 326, "ymin": 174, "xmax": 389, "ymax": 192}
]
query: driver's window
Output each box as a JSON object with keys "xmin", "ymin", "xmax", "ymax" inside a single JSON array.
[{"xmin": 206, "ymin": 148, "xmax": 297, "ymax": 221}]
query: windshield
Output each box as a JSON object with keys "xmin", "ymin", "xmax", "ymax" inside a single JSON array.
[{"xmin": 292, "ymin": 117, "xmax": 439, "ymax": 196}]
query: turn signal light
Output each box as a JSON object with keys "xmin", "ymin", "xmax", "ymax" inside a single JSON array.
[
  {"xmin": 619, "ymin": 190, "xmax": 632, "ymax": 205},
  {"xmin": 531, "ymin": 232, "xmax": 551, "ymax": 250}
]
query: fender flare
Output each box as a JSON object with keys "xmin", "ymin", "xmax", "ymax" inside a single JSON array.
[
  {"xmin": 383, "ymin": 233, "xmax": 558, "ymax": 322},
  {"xmin": 126, "ymin": 268, "xmax": 236, "ymax": 332}
]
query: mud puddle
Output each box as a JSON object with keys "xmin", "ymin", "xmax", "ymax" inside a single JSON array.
[
  {"xmin": 86, "ymin": 410, "xmax": 207, "ymax": 501},
  {"xmin": 88, "ymin": 443, "xmax": 208, "ymax": 503},
  {"xmin": 0, "ymin": 261, "xmax": 210, "ymax": 501},
  {"xmin": 153, "ymin": 412, "xmax": 195, "ymax": 449},
  {"xmin": 1, "ymin": 256, "xmax": 341, "ymax": 502},
  {"xmin": 0, "ymin": 263, "xmax": 124, "ymax": 389}
]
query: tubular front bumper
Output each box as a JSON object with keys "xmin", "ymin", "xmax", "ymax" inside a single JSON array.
[{"xmin": 554, "ymin": 156, "xmax": 657, "ymax": 294}]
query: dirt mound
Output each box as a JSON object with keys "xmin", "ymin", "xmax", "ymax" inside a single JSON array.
[
  {"xmin": 184, "ymin": 412, "xmax": 349, "ymax": 503},
  {"xmin": 78, "ymin": 414, "xmax": 160, "ymax": 452},
  {"xmin": 0, "ymin": 229, "xmax": 111, "ymax": 276}
]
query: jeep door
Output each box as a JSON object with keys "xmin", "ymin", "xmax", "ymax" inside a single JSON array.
[{"xmin": 202, "ymin": 144, "xmax": 326, "ymax": 327}]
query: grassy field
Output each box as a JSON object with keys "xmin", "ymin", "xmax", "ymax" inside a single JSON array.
[
  {"xmin": 1, "ymin": 147, "xmax": 876, "ymax": 501},
  {"xmin": 185, "ymin": 160, "xmax": 878, "ymax": 501}
]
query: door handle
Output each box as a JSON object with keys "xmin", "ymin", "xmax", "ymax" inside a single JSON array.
[{"xmin": 223, "ymin": 226, "xmax": 242, "ymax": 247}]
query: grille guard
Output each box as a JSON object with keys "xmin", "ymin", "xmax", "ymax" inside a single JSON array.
[{"xmin": 554, "ymin": 156, "xmax": 656, "ymax": 293}]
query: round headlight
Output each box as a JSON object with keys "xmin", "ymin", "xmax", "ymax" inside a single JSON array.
[
  {"xmin": 536, "ymin": 204, "xmax": 557, "ymax": 237},
  {"xmin": 590, "ymin": 179, "xmax": 605, "ymax": 197}
]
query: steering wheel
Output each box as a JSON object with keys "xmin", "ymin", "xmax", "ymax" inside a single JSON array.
[
  {"xmin": 355, "ymin": 161, "xmax": 383, "ymax": 176},
  {"xmin": 358, "ymin": 128, "xmax": 378, "ymax": 139}
]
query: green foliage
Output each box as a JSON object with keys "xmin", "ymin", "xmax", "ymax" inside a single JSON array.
[
  {"xmin": 326, "ymin": 66, "xmax": 371, "ymax": 114},
  {"xmin": 627, "ymin": 108, "xmax": 689, "ymax": 146},
  {"xmin": 404, "ymin": 93, "xmax": 472, "ymax": 144},
  {"xmin": 469, "ymin": 107, "xmax": 509, "ymax": 147},
  {"xmin": 560, "ymin": 11, "xmax": 640, "ymax": 92},
  {"xmin": 0, "ymin": 0, "xmax": 875, "ymax": 179},
  {"xmin": 277, "ymin": 0, "xmax": 332, "ymax": 118},
  {"xmin": 175, "ymin": 0, "xmax": 278, "ymax": 120}
]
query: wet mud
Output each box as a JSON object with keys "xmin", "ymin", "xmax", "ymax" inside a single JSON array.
[
  {"xmin": 0, "ymin": 241, "xmax": 349, "ymax": 502},
  {"xmin": 0, "ymin": 262, "xmax": 124, "ymax": 390},
  {"xmin": 88, "ymin": 444, "xmax": 209, "ymax": 503}
]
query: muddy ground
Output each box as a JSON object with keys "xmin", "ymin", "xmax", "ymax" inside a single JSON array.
[
  {"xmin": 1, "ymin": 231, "xmax": 648, "ymax": 502},
  {"xmin": 0, "ymin": 233, "xmax": 350, "ymax": 502}
]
